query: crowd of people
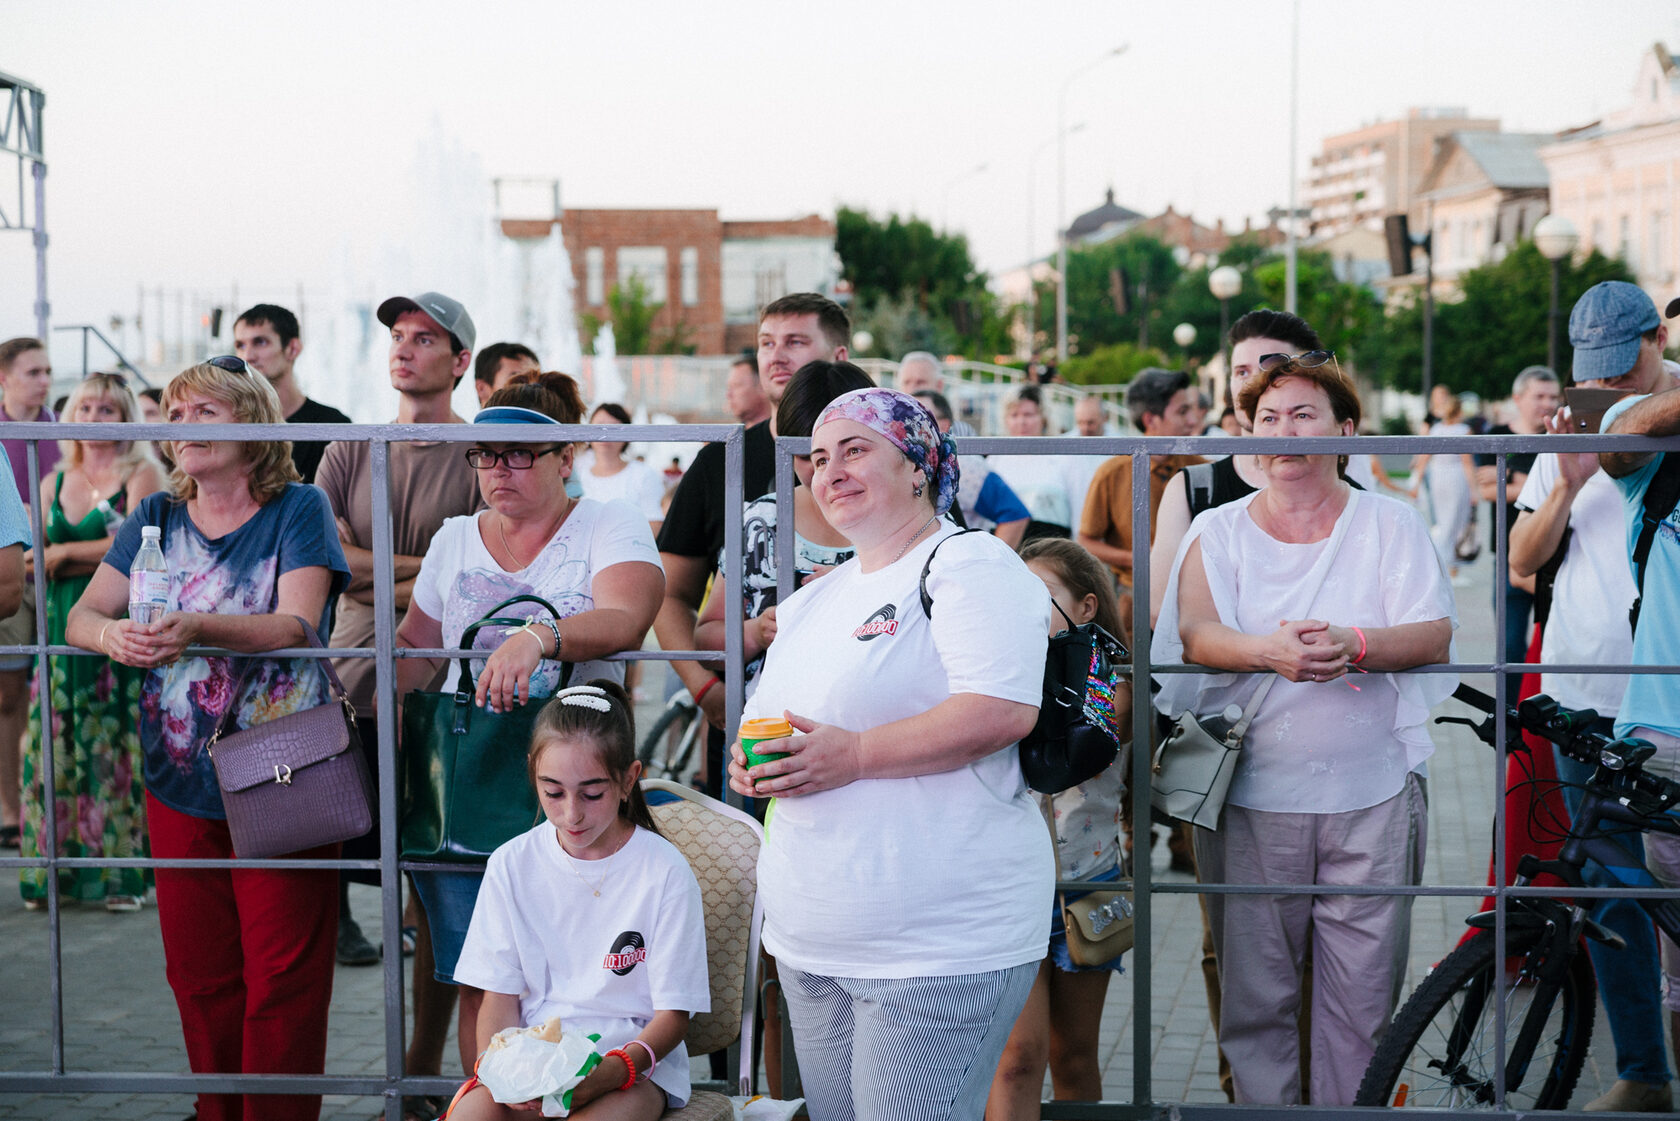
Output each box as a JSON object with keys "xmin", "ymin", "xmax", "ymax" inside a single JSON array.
[{"xmin": 2, "ymin": 274, "xmax": 1680, "ymax": 1120}]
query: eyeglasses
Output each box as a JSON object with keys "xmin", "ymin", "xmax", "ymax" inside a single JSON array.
[
  {"xmin": 1257, "ymin": 350, "xmax": 1339, "ymax": 375},
  {"xmin": 464, "ymin": 445, "xmax": 566, "ymax": 470},
  {"xmin": 205, "ymin": 355, "xmax": 258, "ymax": 377}
]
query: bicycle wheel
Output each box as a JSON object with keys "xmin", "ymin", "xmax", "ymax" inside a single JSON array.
[
  {"xmin": 637, "ymin": 698, "xmax": 699, "ymax": 778},
  {"xmin": 1355, "ymin": 928, "xmax": 1595, "ymax": 1109}
]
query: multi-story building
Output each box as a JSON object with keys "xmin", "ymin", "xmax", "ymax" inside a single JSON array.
[
  {"xmin": 501, "ymin": 209, "xmax": 837, "ymax": 355},
  {"xmin": 1303, "ymin": 107, "xmax": 1500, "ymax": 237},
  {"xmin": 1416, "ymin": 131, "xmax": 1553, "ymax": 282},
  {"xmin": 1540, "ymin": 42, "xmax": 1680, "ymax": 311}
]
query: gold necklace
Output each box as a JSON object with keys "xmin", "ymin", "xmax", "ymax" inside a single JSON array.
[
  {"xmin": 556, "ymin": 822, "xmax": 630, "ymax": 897},
  {"xmin": 498, "ymin": 501, "xmax": 571, "ymax": 570},
  {"xmin": 891, "ymin": 514, "xmax": 940, "ymax": 565}
]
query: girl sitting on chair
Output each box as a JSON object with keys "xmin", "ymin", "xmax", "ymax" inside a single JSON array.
[{"xmin": 447, "ymin": 681, "xmax": 710, "ymax": 1119}]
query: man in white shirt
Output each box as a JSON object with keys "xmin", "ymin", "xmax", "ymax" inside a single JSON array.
[{"xmin": 1509, "ymin": 282, "xmax": 1678, "ymax": 1114}]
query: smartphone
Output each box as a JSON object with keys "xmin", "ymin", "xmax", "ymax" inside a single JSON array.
[{"xmin": 1564, "ymin": 387, "xmax": 1628, "ymax": 434}]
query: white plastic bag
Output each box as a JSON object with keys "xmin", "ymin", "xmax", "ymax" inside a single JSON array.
[
  {"xmin": 730, "ymin": 1095, "xmax": 807, "ymax": 1120},
  {"xmin": 476, "ymin": 1029, "xmax": 601, "ymax": 1117}
]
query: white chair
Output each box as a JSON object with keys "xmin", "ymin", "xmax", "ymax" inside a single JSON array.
[{"xmin": 641, "ymin": 779, "xmax": 765, "ymax": 1120}]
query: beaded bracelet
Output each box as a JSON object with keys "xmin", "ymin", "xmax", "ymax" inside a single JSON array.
[
  {"xmin": 604, "ymin": 1047, "xmax": 637, "ymax": 1091},
  {"xmin": 538, "ymin": 616, "xmax": 563, "ymax": 659}
]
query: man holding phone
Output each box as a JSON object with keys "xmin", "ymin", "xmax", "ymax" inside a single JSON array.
[{"xmin": 1507, "ymin": 281, "xmax": 1676, "ymax": 1112}]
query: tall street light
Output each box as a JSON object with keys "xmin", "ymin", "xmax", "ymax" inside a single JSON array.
[
  {"xmin": 1209, "ymin": 265, "xmax": 1242, "ymax": 376},
  {"xmin": 1057, "ymin": 44, "xmax": 1128, "ymax": 365},
  {"xmin": 1025, "ymin": 123, "xmax": 1085, "ymax": 358},
  {"xmin": 941, "ymin": 161, "xmax": 990, "ymax": 231},
  {"xmin": 1534, "ymin": 215, "xmax": 1580, "ymax": 375}
]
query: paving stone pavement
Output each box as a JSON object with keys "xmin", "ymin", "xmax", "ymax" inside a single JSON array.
[{"xmin": 0, "ymin": 549, "xmax": 1672, "ymax": 1117}]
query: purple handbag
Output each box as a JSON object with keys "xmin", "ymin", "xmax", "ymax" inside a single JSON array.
[{"xmin": 205, "ymin": 618, "xmax": 374, "ymax": 859}]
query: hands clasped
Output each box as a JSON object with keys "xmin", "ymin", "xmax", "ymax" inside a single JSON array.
[
  {"xmin": 103, "ymin": 613, "xmax": 202, "ymax": 668},
  {"xmin": 727, "ymin": 711, "xmax": 862, "ymax": 798},
  {"xmin": 1264, "ymin": 618, "xmax": 1354, "ymax": 684}
]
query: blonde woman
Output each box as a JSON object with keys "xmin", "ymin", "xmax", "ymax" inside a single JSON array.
[
  {"xmin": 66, "ymin": 356, "xmax": 350, "ymax": 1121},
  {"xmin": 20, "ymin": 373, "xmax": 165, "ymax": 911}
]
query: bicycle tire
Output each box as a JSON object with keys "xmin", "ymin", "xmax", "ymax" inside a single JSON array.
[
  {"xmin": 637, "ymin": 698, "xmax": 700, "ymax": 776},
  {"xmin": 1354, "ymin": 928, "xmax": 1594, "ymax": 1109}
]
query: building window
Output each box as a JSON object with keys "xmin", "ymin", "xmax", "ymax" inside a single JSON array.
[
  {"xmin": 680, "ymin": 247, "xmax": 699, "ymax": 307},
  {"xmin": 585, "ymin": 247, "xmax": 604, "ymax": 306},
  {"xmin": 1651, "ymin": 211, "xmax": 1666, "ymax": 274},
  {"xmin": 617, "ymin": 246, "xmax": 668, "ymax": 302},
  {"xmin": 1620, "ymin": 215, "xmax": 1633, "ymax": 266},
  {"xmin": 1591, "ymin": 218, "xmax": 1605, "ymax": 252}
]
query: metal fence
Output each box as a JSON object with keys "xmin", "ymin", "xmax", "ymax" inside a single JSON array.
[
  {"xmin": 5, "ymin": 419, "xmax": 1680, "ymax": 1118},
  {"xmin": 0, "ymin": 419, "xmax": 749, "ymax": 1120}
]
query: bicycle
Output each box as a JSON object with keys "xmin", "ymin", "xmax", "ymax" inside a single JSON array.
[
  {"xmin": 637, "ymin": 690, "xmax": 706, "ymax": 782},
  {"xmin": 1355, "ymin": 683, "xmax": 1680, "ymax": 1109}
]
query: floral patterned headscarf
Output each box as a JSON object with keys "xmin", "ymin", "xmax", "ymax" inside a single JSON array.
[{"xmin": 814, "ymin": 388, "xmax": 960, "ymax": 515}]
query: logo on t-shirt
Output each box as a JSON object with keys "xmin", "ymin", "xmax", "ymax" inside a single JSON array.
[
  {"xmin": 604, "ymin": 931, "xmax": 646, "ymax": 975},
  {"xmin": 853, "ymin": 603, "xmax": 899, "ymax": 641}
]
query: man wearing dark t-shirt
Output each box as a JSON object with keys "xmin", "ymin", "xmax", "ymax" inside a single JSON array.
[
  {"xmin": 233, "ymin": 303, "xmax": 350, "ymax": 483},
  {"xmin": 1473, "ymin": 366, "xmax": 1559, "ymax": 685},
  {"xmin": 654, "ymin": 293, "xmax": 849, "ymax": 732}
]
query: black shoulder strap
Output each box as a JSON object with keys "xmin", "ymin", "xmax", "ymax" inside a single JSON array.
[
  {"xmin": 1185, "ymin": 462, "xmax": 1216, "ymax": 519},
  {"xmin": 1629, "ymin": 452, "xmax": 1680, "ymax": 635},
  {"xmin": 918, "ymin": 529, "xmax": 981, "ymax": 618}
]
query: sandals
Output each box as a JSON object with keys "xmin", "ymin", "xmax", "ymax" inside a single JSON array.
[
  {"xmin": 393, "ymin": 1093, "xmax": 445, "ymax": 1121},
  {"xmin": 0, "ymin": 824, "xmax": 18, "ymax": 849}
]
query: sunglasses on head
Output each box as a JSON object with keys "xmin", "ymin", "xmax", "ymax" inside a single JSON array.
[
  {"xmin": 205, "ymin": 355, "xmax": 258, "ymax": 377},
  {"xmin": 1257, "ymin": 350, "xmax": 1338, "ymax": 375}
]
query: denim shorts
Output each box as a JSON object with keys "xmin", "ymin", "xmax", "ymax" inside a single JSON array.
[
  {"xmin": 1049, "ymin": 862, "xmax": 1127, "ymax": 974},
  {"xmin": 410, "ymin": 866, "xmax": 485, "ymax": 984}
]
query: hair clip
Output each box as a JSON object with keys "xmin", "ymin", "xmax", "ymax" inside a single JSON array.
[{"xmin": 558, "ymin": 694, "xmax": 612, "ymax": 712}]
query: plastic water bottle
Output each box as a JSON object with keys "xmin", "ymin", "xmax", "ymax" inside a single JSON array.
[
  {"xmin": 96, "ymin": 498, "xmax": 124, "ymax": 537},
  {"xmin": 129, "ymin": 526, "xmax": 169, "ymax": 624}
]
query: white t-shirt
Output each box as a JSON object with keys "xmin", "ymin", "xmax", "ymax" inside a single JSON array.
[
  {"xmin": 454, "ymin": 824, "xmax": 710, "ymax": 1108},
  {"xmin": 1152, "ymin": 489, "xmax": 1458, "ymax": 814},
  {"xmin": 989, "ymin": 453, "xmax": 1081, "ymax": 529},
  {"xmin": 576, "ymin": 453, "xmax": 666, "ymax": 524},
  {"xmin": 1516, "ymin": 454, "xmax": 1635, "ymax": 715},
  {"xmin": 412, "ymin": 498, "xmax": 663, "ymax": 695},
  {"xmin": 746, "ymin": 525, "xmax": 1054, "ymax": 978}
]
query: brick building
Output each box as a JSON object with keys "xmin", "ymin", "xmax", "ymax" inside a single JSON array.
[{"xmin": 500, "ymin": 209, "xmax": 837, "ymax": 356}]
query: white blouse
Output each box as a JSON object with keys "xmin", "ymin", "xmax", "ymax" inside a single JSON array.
[{"xmin": 1152, "ymin": 488, "xmax": 1457, "ymax": 814}]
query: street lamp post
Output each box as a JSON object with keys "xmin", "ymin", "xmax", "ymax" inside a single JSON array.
[
  {"xmin": 1534, "ymin": 214, "xmax": 1580, "ymax": 375},
  {"xmin": 1025, "ymin": 123, "xmax": 1085, "ymax": 359},
  {"xmin": 1173, "ymin": 322, "xmax": 1197, "ymax": 368},
  {"xmin": 1209, "ymin": 265, "xmax": 1242, "ymax": 377},
  {"xmin": 1056, "ymin": 45, "xmax": 1127, "ymax": 366}
]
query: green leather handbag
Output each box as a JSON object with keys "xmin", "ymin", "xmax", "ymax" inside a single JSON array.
[{"xmin": 399, "ymin": 594, "xmax": 572, "ymax": 863}]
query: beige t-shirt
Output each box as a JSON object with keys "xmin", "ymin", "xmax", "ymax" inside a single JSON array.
[{"xmin": 315, "ymin": 438, "xmax": 481, "ymax": 713}]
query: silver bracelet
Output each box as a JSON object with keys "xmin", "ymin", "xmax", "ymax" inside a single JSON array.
[{"xmin": 539, "ymin": 616, "xmax": 563, "ymax": 659}]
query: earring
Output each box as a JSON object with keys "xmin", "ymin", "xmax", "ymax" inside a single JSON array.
[{"xmin": 912, "ymin": 483, "xmax": 924, "ymax": 499}]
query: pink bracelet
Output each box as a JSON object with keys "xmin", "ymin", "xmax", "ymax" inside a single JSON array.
[
  {"xmin": 627, "ymin": 1039, "xmax": 657, "ymax": 1080},
  {"xmin": 1350, "ymin": 625, "xmax": 1368, "ymax": 664}
]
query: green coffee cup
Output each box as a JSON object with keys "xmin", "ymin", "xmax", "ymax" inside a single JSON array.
[{"xmin": 740, "ymin": 716, "xmax": 794, "ymax": 767}]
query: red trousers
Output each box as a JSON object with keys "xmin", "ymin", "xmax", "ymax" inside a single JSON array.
[{"xmin": 146, "ymin": 792, "xmax": 339, "ymax": 1121}]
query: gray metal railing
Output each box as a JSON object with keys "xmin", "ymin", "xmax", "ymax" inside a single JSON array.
[{"xmin": 0, "ymin": 419, "xmax": 747, "ymax": 1120}]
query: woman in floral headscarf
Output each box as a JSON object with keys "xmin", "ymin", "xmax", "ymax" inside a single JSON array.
[{"xmin": 726, "ymin": 387, "xmax": 1055, "ymax": 1121}]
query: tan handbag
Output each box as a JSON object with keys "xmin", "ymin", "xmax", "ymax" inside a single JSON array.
[{"xmin": 1047, "ymin": 794, "xmax": 1134, "ymax": 966}]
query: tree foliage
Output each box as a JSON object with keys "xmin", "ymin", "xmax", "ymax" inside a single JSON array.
[
  {"xmin": 1362, "ymin": 243, "xmax": 1635, "ymax": 398},
  {"xmin": 1061, "ymin": 343, "xmax": 1171, "ymax": 385},
  {"xmin": 579, "ymin": 274, "xmax": 665, "ymax": 355},
  {"xmin": 837, "ymin": 206, "xmax": 1014, "ymax": 358}
]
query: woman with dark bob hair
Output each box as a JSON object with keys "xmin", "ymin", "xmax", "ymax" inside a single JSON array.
[
  {"xmin": 694, "ymin": 360, "xmax": 874, "ymax": 696},
  {"xmin": 65, "ymin": 356, "xmax": 351, "ymax": 1121},
  {"xmin": 729, "ymin": 387, "xmax": 1053, "ymax": 1121},
  {"xmin": 395, "ymin": 370, "xmax": 665, "ymax": 1077},
  {"xmin": 1153, "ymin": 354, "xmax": 1454, "ymax": 1105}
]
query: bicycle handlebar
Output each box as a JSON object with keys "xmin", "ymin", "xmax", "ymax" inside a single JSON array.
[{"xmin": 1449, "ymin": 684, "xmax": 1680, "ymax": 814}]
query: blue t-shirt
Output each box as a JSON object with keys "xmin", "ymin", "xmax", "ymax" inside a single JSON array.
[
  {"xmin": 103, "ymin": 484, "xmax": 350, "ymax": 819},
  {"xmin": 0, "ymin": 454, "xmax": 31, "ymax": 549},
  {"xmin": 1604, "ymin": 394, "xmax": 1680, "ymax": 739},
  {"xmin": 974, "ymin": 471, "xmax": 1030, "ymax": 527}
]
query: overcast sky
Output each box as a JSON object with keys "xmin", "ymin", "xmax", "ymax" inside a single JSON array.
[{"xmin": 5, "ymin": 0, "xmax": 1678, "ymax": 346}]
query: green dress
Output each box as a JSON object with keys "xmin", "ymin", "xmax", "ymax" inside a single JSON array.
[{"xmin": 20, "ymin": 474, "xmax": 149, "ymax": 903}]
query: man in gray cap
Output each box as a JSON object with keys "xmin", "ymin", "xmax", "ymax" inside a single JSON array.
[
  {"xmin": 314, "ymin": 290, "xmax": 482, "ymax": 1087},
  {"xmin": 1590, "ymin": 280, "xmax": 1680, "ymax": 1102}
]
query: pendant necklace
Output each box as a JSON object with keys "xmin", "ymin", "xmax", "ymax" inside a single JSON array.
[
  {"xmin": 891, "ymin": 514, "xmax": 940, "ymax": 565},
  {"xmin": 499, "ymin": 501, "xmax": 570, "ymax": 570},
  {"xmin": 559, "ymin": 845, "xmax": 606, "ymax": 897}
]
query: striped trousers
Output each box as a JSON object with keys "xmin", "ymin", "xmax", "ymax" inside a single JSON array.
[{"xmin": 780, "ymin": 961, "xmax": 1038, "ymax": 1121}]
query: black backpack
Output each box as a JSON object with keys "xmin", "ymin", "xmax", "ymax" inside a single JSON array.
[
  {"xmin": 1629, "ymin": 452, "xmax": 1680, "ymax": 636},
  {"xmin": 920, "ymin": 531, "xmax": 1129, "ymax": 794}
]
